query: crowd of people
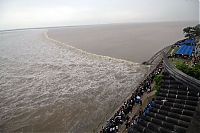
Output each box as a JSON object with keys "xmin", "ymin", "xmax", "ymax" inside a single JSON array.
[
  {"xmin": 100, "ymin": 61, "xmax": 163, "ymax": 133},
  {"xmin": 127, "ymin": 98, "xmax": 156, "ymax": 133},
  {"xmin": 192, "ymin": 56, "xmax": 200, "ymax": 65}
]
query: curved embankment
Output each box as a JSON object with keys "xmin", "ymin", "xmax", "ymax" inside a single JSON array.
[{"xmin": 144, "ymin": 45, "xmax": 171, "ymax": 65}]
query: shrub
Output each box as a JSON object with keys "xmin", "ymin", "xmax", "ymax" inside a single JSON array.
[
  {"xmin": 154, "ymin": 74, "xmax": 164, "ymax": 86},
  {"xmin": 154, "ymin": 74, "xmax": 164, "ymax": 94},
  {"xmin": 176, "ymin": 62, "xmax": 200, "ymax": 80}
]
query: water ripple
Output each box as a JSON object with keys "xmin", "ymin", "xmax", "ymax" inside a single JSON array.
[{"xmin": 0, "ymin": 29, "xmax": 147, "ymax": 132}]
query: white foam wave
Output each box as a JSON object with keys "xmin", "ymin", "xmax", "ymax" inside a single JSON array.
[{"xmin": 0, "ymin": 29, "xmax": 147, "ymax": 132}]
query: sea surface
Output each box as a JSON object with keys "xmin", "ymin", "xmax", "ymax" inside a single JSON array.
[{"xmin": 0, "ymin": 29, "xmax": 146, "ymax": 132}]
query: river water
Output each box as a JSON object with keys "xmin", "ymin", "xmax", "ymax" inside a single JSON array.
[
  {"xmin": 0, "ymin": 29, "xmax": 146, "ymax": 132},
  {"xmin": 48, "ymin": 22, "xmax": 194, "ymax": 63}
]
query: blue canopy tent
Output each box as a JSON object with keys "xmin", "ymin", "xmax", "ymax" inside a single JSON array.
[
  {"xmin": 183, "ymin": 39, "xmax": 195, "ymax": 45},
  {"xmin": 176, "ymin": 38, "xmax": 196, "ymax": 46},
  {"xmin": 176, "ymin": 45, "xmax": 194, "ymax": 57},
  {"xmin": 175, "ymin": 38, "xmax": 197, "ymax": 57}
]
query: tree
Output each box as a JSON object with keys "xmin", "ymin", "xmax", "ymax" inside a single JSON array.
[
  {"xmin": 176, "ymin": 62, "xmax": 200, "ymax": 80},
  {"xmin": 183, "ymin": 24, "xmax": 200, "ymax": 38}
]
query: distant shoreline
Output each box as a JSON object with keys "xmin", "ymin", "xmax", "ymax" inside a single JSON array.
[{"xmin": 0, "ymin": 21, "xmax": 197, "ymax": 32}]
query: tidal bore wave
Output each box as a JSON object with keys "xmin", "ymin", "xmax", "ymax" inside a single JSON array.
[{"xmin": 0, "ymin": 29, "xmax": 147, "ymax": 132}]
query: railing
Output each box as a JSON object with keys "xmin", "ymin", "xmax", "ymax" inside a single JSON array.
[{"xmin": 163, "ymin": 52, "xmax": 200, "ymax": 92}]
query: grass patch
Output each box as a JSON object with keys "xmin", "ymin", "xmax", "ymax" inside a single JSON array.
[
  {"xmin": 170, "ymin": 58, "xmax": 184, "ymax": 65},
  {"xmin": 173, "ymin": 47, "xmax": 180, "ymax": 53},
  {"xmin": 153, "ymin": 74, "xmax": 164, "ymax": 95},
  {"xmin": 175, "ymin": 61, "xmax": 200, "ymax": 80}
]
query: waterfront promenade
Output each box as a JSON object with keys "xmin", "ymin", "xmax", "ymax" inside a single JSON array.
[{"xmin": 100, "ymin": 36, "xmax": 200, "ymax": 133}]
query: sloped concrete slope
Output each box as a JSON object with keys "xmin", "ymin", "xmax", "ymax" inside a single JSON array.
[{"xmin": 129, "ymin": 72, "xmax": 200, "ymax": 133}]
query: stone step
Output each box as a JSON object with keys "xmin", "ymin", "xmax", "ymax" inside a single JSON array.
[
  {"xmin": 127, "ymin": 126, "xmax": 141, "ymax": 133},
  {"xmin": 149, "ymin": 107, "xmax": 192, "ymax": 122},
  {"xmin": 163, "ymin": 76, "xmax": 175, "ymax": 80},
  {"xmin": 156, "ymin": 96, "xmax": 198, "ymax": 106},
  {"xmin": 154, "ymin": 100, "xmax": 196, "ymax": 111},
  {"xmin": 162, "ymin": 72, "xmax": 170, "ymax": 75},
  {"xmin": 146, "ymin": 112, "xmax": 190, "ymax": 128},
  {"xmin": 127, "ymin": 125, "xmax": 138, "ymax": 133},
  {"xmin": 159, "ymin": 89, "xmax": 199, "ymax": 97},
  {"xmin": 157, "ymin": 93, "xmax": 199, "ymax": 101},
  {"xmin": 141, "ymin": 115, "xmax": 187, "ymax": 133},
  {"xmin": 161, "ymin": 85, "xmax": 190, "ymax": 91},
  {"xmin": 138, "ymin": 118, "xmax": 175, "ymax": 133},
  {"xmin": 131, "ymin": 124, "xmax": 157, "ymax": 133},
  {"xmin": 163, "ymin": 80, "xmax": 182, "ymax": 85},
  {"xmin": 152, "ymin": 103, "xmax": 194, "ymax": 117}
]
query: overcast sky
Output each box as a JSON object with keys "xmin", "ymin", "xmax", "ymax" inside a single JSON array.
[{"xmin": 0, "ymin": 0, "xmax": 199, "ymax": 30}]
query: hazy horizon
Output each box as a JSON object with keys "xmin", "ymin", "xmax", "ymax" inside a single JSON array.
[
  {"xmin": 0, "ymin": 0, "xmax": 199, "ymax": 30},
  {"xmin": 0, "ymin": 20, "xmax": 198, "ymax": 32}
]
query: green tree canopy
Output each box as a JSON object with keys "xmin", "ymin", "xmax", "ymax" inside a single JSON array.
[
  {"xmin": 176, "ymin": 62, "xmax": 200, "ymax": 80},
  {"xmin": 183, "ymin": 24, "xmax": 200, "ymax": 38}
]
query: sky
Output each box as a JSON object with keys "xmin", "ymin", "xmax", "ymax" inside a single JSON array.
[{"xmin": 0, "ymin": 0, "xmax": 199, "ymax": 30}]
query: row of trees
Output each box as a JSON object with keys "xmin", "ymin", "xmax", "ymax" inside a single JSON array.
[
  {"xmin": 183, "ymin": 24, "xmax": 200, "ymax": 38},
  {"xmin": 176, "ymin": 62, "xmax": 200, "ymax": 80}
]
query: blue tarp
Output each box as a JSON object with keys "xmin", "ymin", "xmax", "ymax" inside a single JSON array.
[
  {"xmin": 177, "ymin": 38, "xmax": 196, "ymax": 46},
  {"xmin": 176, "ymin": 45, "xmax": 194, "ymax": 56}
]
